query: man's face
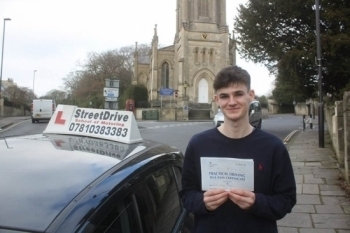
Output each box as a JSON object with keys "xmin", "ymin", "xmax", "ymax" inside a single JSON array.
[{"xmin": 214, "ymin": 83, "xmax": 254, "ymax": 123}]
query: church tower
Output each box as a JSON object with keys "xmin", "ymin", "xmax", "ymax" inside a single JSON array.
[
  {"xmin": 174, "ymin": 0, "xmax": 232, "ymax": 104},
  {"xmin": 133, "ymin": 0, "xmax": 235, "ymax": 109}
]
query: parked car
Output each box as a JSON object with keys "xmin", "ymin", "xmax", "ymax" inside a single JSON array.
[
  {"xmin": 0, "ymin": 105, "xmax": 193, "ymax": 233},
  {"xmin": 213, "ymin": 100, "xmax": 263, "ymax": 129}
]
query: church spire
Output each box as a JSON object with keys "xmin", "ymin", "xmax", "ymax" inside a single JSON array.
[
  {"xmin": 153, "ymin": 24, "xmax": 158, "ymax": 43},
  {"xmin": 151, "ymin": 24, "xmax": 158, "ymax": 62},
  {"xmin": 229, "ymin": 30, "xmax": 237, "ymax": 66},
  {"xmin": 132, "ymin": 42, "xmax": 139, "ymax": 85}
]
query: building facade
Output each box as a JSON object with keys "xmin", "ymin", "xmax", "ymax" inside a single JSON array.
[{"xmin": 133, "ymin": 0, "xmax": 236, "ymax": 107}]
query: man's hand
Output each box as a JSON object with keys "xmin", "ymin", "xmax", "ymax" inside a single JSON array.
[
  {"xmin": 203, "ymin": 189, "xmax": 228, "ymax": 211},
  {"xmin": 228, "ymin": 189, "xmax": 255, "ymax": 210}
]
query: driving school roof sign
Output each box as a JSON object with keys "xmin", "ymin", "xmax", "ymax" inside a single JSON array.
[{"xmin": 43, "ymin": 105, "xmax": 142, "ymax": 144}]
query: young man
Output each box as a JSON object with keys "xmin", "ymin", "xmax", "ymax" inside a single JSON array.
[{"xmin": 180, "ymin": 66, "xmax": 296, "ymax": 233}]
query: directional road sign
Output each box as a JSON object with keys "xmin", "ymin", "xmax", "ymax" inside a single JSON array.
[
  {"xmin": 103, "ymin": 88, "xmax": 119, "ymax": 97},
  {"xmin": 105, "ymin": 97, "xmax": 118, "ymax": 102}
]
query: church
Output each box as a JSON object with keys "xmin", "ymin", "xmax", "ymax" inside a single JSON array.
[{"xmin": 133, "ymin": 0, "xmax": 236, "ymax": 116}]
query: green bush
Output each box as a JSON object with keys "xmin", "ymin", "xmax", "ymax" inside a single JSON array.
[{"xmin": 118, "ymin": 84, "xmax": 148, "ymax": 109}]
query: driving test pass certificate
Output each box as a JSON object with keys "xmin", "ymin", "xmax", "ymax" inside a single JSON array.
[{"xmin": 200, "ymin": 157, "xmax": 254, "ymax": 191}]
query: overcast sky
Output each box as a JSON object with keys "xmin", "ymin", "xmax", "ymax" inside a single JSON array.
[{"xmin": 0, "ymin": 0, "xmax": 275, "ymax": 97}]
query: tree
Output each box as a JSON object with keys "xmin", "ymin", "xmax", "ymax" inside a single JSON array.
[
  {"xmin": 3, "ymin": 85, "xmax": 34, "ymax": 112},
  {"xmin": 63, "ymin": 44, "xmax": 151, "ymax": 108},
  {"xmin": 256, "ymin": 95, "xmax": 268, "ymax": 108},
  {"xmin": 119, "ymin": 84, "xmax": 148, "ymax": 109},
  {"xmin": 235, "ymin": 0, "xmax": 350, "ymax": 102},
  {"xmin": 4, "ymin": 86, "xmax": 34, "ymax": 105},
  {"xmin": 41, "ymin": 89, "xmax": 67, "ymax": 103}
]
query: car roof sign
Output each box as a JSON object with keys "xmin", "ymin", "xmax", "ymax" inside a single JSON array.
[{"xmin": 43, "ymin": 105, "xmax": 142, "ymax": 144}]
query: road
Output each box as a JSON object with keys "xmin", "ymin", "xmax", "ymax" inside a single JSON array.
[{"xmin": 1, "ymin": 114, "xmax": 304, "ymax": 154}]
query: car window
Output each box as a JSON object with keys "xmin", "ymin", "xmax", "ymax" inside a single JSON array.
[
  {"xmin": 134, "ymin": 166, "xmax": 181, "ymax": 233},
  {"xmin": 93, "ymin": 194, "xmax": 140, "ymax": 233},
  {"xmin": 253, "ymin": 102, "xmax": 261, "ymax": 112},
  {"xmin": 249, "ymin": 103, "xmax": 254, "ymax": 115}
]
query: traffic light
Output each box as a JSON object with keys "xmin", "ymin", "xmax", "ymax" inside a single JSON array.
[{"xmin": 174, "ymin": 91, "xmax": 178, "ymax": 98}]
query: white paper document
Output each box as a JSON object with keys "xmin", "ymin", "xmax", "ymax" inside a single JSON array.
[{"xmin": 201, "ymin": 157, "xmax": 254, "ymax": 191}]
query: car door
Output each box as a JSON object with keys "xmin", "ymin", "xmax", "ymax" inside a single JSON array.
[
  {"xmin": 77, "ymin": 164, "xmax": 192, "ymax": 233},
  {"xmin": 133, "ymin": 166, "xmax": 185, "ymax": 233}
]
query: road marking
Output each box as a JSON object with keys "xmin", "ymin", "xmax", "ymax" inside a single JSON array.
[
  {"xmin": 139, "ymin": 122, "xmax": 207, "ymax": 130},
  {"xmin": 283, "ymin": 130, "xmax": 300, "ymax": 145}
]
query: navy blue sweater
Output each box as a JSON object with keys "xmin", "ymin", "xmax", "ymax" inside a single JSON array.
[{"xmin": 180, "ymin": 128, "xmax": 296, "ymax": 233}]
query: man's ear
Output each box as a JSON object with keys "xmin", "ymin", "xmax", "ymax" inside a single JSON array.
[
  {"xmin": 214, "ymin": 93, "xmax": 219, "ymax": 104},
  {"xmin": 249, "ymin": 89, "xmax": 255, "ymax": 101}
]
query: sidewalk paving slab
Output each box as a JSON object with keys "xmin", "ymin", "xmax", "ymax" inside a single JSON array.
[{"xmin": 278, "ymin": 127, "xmax": 350, "ymax": 232}]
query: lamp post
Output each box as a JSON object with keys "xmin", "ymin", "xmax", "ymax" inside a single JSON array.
[
  {"xmin": 0, "ymin": 18, "xmax": 11, "ymax": 100},
  {"xmin": 33, "ymin": 70, "xmax": 37, "ymax": 95},
  {"xmin": 315, "ymin": 0, "xmax": 324, "ymax": 148},
  {"xmin": 183, "ymin": 81, "xmax": 188, "ymax": 99}
]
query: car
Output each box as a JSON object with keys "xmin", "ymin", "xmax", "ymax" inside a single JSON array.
[
  {"xmin": 0, "ymin": 105, "xmax": 193, "ymax": 233},
  {"xmin": 31, "ymin": 99, "xmax": 56, "ymax": 123},
  {"xmin": 213, "ymin": 100, "xmax": 263, "ymax": 129}
]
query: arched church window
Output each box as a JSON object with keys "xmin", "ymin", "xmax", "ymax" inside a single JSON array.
[
  {"xmin": 199, "ymin": 0, "xmax": 209, "ymax": 17},
  {"xmin": 209, "ymin": 48, "xmax": 215, "ymax": 64},
  {"xmin": 161, "ymin": 62, "xmax": 170, "ymax": 88},
  {"xmin": 194, "ymin": 47, "xmax": 199, "ymax": 64},
  {"xmin": 140, "ymin": 73, "xmax": 148, "ymax": 86},
  {"xmin": 201, "ymin": 48, "xmax": 207, "ymax": 64}
]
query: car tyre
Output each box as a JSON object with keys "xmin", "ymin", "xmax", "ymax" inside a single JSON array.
[{"xmin": 32, "ymin": 119, "xmax": 35, "ymax": 123}]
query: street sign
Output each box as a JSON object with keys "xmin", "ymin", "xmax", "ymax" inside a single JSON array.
[
  {"xmin": 105, "ymin": 97, "xmax": 118, "ymax": 102},
  {"xmin": 159, "ymin": 88, "xmax": 174, "ymax": 96},
  {"xmin": 103, "ymin": 88, "xmax": 119, "ymax": 97}
]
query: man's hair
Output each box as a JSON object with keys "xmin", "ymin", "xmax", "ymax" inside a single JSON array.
[{"xmin": 213, "ymin": 66, "xmax": 251, "ymax": 92}]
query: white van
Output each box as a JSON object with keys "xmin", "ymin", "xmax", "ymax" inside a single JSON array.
[{"xmin": 31, "ymin": 99, "xmax": 56, "ymax": 123}]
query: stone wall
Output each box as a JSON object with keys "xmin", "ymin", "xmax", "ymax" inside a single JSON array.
[
  {"xmin": 294, "ymin": 103, "xmax": 308, "ymax": 115},
  {"xmin": 324, "ymin": 92, "xmax": 349, "ymax": 183},
  {"xmin": 343, "ymin": 92, "xmax": 350, "ymax": 182},
  {"xmin": 294, "ymin": 99, "xmax": 319, "ymax": 116},
  {"xmin": 1, "ymin": 105, "xmax": 31, "ymax": 117},
  {"xmin": 135, "ymin": 107, "xmax": 188, "ymax": 121},
  {"xmin": 325, "ymin": 102, "xmax": 345, "ymax": 168}
]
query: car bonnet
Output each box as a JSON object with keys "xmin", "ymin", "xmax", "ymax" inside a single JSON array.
[
  {"xmin": 0, "ymin": 104, "xmax": 145, "ymax": 232},
  {"xmin": 0, "ymin": 134, "xmax": 144, "ymax": 232}
]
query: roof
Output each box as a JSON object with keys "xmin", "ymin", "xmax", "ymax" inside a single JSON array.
[{"xmin": 159, "ymin": 45, "xmax": 175, "ymax": 51}]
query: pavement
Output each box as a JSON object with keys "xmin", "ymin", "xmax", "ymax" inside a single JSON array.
[
  {"xmin": 277, "ymin": 124, "xmax": 350, "ymax": 233},
  {"xmin": 0, "ymin": 116, "xmax": 31, "ymax": 131},
  {"xmin": 1, "ymin": 116, "xmax": 349, "ymax": 232}
]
